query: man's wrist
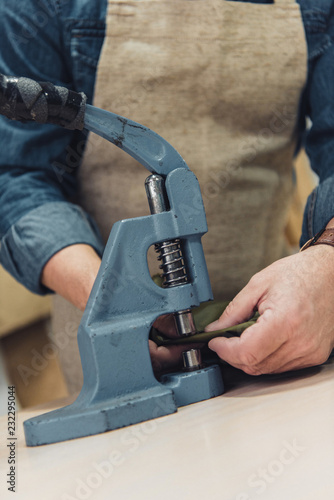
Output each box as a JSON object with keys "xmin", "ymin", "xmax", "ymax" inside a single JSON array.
[
  {"xmin": 300, "ymin": 218, "xmax": 334, "ymax": 252},
  {"xmin": 300, "ymin": 228, "xmax": 334, "ymax": 252}
]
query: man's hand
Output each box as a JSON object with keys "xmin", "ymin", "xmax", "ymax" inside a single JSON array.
[
  {"xmin": 206, "ymin": 245, "xmax": 334, "ymax": 375},
  {"xmin": 149, "ymin": 340, "xmax": 191, "ymax": 375}
]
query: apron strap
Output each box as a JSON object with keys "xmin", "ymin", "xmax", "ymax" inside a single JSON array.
[{"xmin": 274, "ymin": 0, "xmax": 296, "ymax": 5}]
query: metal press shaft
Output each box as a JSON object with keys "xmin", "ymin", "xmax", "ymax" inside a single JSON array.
[{"xmin": 145, "ymin": 174, "xmax": 202, "ymax": 371}]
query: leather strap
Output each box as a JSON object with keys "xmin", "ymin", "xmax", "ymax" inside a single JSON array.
[{"xmin": 300, "ymin": 228, "xmax": 334, "ymax": 251}]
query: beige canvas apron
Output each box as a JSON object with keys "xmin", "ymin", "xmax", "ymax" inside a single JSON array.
[{"xmin": 53, "ymin": 0, "xmax": 307, "ymax": 393}]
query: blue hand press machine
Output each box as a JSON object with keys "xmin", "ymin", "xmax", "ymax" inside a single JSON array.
[{"xmin": 0, "ymin": 74, "xmax": 224, "ymax": 446}]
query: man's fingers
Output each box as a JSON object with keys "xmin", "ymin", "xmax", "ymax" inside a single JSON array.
[
  {"xmin": 149, "ymin": 340, "xmax": 203, "ymax": 375},
  {"xmin": 153, "ymin": 314, "xmax": 177, "ymax": 337},
  {"xmin": 208, "ymin": 309, "xmax": 287, "ymax": 374},
  {"xmin": 205, "ymin": 281, "xmax": 262, "ymax": 332},
  {"xmin": 149, "ymin": 340, "xmax": 183, "ymax": 374}
]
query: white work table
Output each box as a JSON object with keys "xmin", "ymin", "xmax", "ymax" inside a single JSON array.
[{"xmin": 1, "ymin": 359, "xmax": 334, "ymax": 500}]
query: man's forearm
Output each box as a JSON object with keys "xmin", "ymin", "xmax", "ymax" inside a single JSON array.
[{"xmin": 41, "ymin": 244, "xmax": 101, "ymax": 311}]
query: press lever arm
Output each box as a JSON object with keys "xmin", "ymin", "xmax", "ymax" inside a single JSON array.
[{"xmin": 0, "ymin": 73, "xmax": 186, "ymax": 176}]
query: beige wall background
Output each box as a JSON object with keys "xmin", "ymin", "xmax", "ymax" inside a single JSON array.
[
  {"xmin": 0, "ymin": 267, "xmax": 51, "ymax": 337},
  {"xmin": 0, "ymin": 268, "xmax": 68, "ymax": 410},
  {"xmin": 285, "ymin": 150, "xmax": 317, "ymax": 247}
]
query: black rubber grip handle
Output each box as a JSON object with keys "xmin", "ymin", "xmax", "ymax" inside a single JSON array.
[{"xmin": 0, "ymin": 73, "xmax": 87, "ymax": 130}]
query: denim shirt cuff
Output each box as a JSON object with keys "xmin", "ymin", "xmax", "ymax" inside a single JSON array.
[
  {"xmin": 0, "ymin": 202, "xmax": 104, "ymax": 295},
  {"xmin": 301, "ymin": 177, "xmax": 334, "ymax": 246}
]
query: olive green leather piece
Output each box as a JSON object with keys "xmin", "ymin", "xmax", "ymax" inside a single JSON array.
[{"xmin": 150, "ymin": 300, "xmax": 259, "ymax": 347}]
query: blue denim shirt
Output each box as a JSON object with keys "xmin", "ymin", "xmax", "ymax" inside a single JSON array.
[{"xmin": 1, "ymin": 0, "xmax": 334, "ymax": 294}]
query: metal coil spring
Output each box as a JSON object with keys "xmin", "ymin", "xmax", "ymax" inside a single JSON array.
[{"xmin": 155, "ymin": 239, "xmax": 188, "ymax": 287}]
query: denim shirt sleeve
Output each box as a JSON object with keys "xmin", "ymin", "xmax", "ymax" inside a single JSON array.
[
  {"xmin": 0, "ymin": 0, "xmax": 107, "ymax": 294},
  {"xmin": 299, "ymin": 0, "xmax": 334, "ymax": 244}
]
